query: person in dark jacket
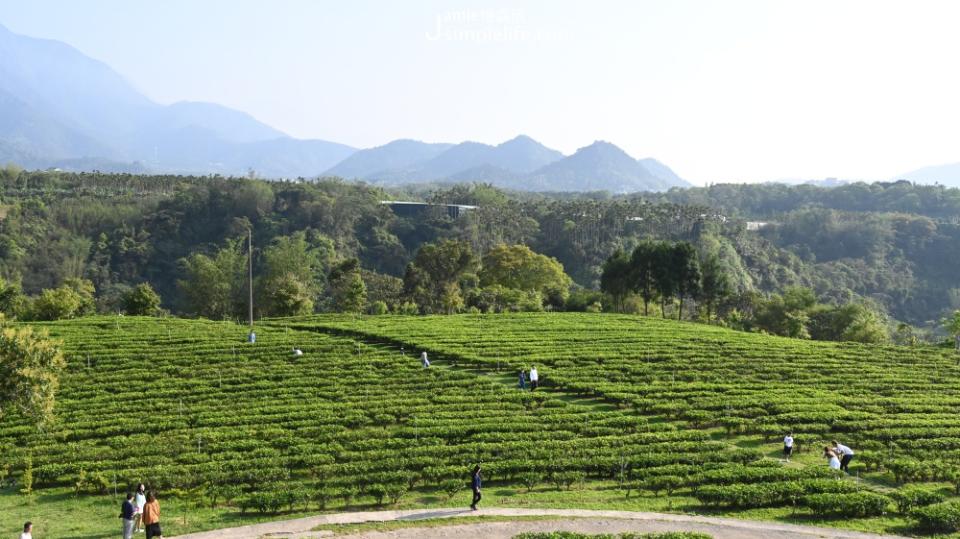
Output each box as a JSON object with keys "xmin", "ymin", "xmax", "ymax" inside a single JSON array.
[
  {"xmin": 518, "ymin": 370, "xmax": 527, "ymax": 390},
  {"xmin": 120, "ymin": 492, "xmax": 135, "ymax": 539},
  {"xmin": 470, "ymin": 465, "xmax": 482, "ymax": 510}
]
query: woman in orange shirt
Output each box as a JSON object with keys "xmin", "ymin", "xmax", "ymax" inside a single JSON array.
[{"xmin": 142, "ymin": 491, "xmax": 162, "ymax": 539}]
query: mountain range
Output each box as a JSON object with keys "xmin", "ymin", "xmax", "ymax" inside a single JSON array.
[
  {"xmin": 0, "ymin": 22, "xmax": 692, "ymax": 192},
  {"xmin": 322, "ymin": 136, "xmax": 688, "ymax": 192}
]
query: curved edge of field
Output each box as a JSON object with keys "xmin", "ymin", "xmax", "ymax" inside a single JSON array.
[{"xmin": 169, "ymin": 507, "xmax": 912, "ymax": 539}]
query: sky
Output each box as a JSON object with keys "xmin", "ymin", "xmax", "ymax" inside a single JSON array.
[{"xmin": 2, "ymin": 0, "xmax": 959, "ymax": 184}]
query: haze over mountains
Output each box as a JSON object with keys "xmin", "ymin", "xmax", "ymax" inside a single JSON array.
[
  {"xmin": 2, "ymin": 21, "xmax": 958, "ymax": 190},
  {"xmin": 0, "ymin": 22, "xmax": 689, "ymax": 192}
]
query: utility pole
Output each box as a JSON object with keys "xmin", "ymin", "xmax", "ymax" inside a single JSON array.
[{"xmin": 247, "ymin": 228, "xmax": 256, "ymax": 343}]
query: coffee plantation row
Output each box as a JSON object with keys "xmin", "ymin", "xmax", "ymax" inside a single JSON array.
[{"xmin": 3, "ymin": 313, "xmax": 960, "ymax": 535}]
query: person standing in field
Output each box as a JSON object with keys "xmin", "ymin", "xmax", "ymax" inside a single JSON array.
[
  {"xmin": 142, "ymin": 491, "xmax": 163, "ymax": 539},
  {"xmin": 518, "ymin": 370, "xmax": 527, "ymax": 390},
  {"xmin": 783, "ymin": 432, "xmax": 794, "ymax": 461},
  {"xmin": 20, "ymin": 522, "xmax": 32, "ymax": 539},
  {"xmin": 470, "ymin": 465, "xmax": 482, "ymax": 511},
  {"xmin": 832, "ymin": 440, "xmax": 855, "ymax": 472},
  {"xmin": 529, "ymin": 366, "xmax": 539, "ymax": 390},
  {"xmin": 421, "ymin": 351, "xmax": 430, "ymax": 368},
  {"xmin": 133, "ymin": 483, "xmax": 146, "ymax": 532},
  {"xmin": 120, "ymin": 492, "xmax": 135, "ymax": 539}
]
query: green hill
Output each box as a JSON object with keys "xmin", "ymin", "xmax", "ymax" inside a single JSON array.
[{"xmin": 2, "ymin": 313, "xmax": 959, "ymax": 536}]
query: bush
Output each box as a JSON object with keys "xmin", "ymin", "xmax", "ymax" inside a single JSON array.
[
  {"xmin": 802, "ymin": 491, "xmax": 891, "ymax": 517},
  {"xmin": 368, "ymin": 300, "xmax": 389, "ymax": 315},
  {"xmin": 124, "ymin": 283, "xmax": 162, "ymax": 315},
  {"xmin": 911, "ymin": 501, "xmax": 960, "ymax": 533},
  {"xmin": 891, "ymin": 485, "xmax": 944, "ymax": 514}
]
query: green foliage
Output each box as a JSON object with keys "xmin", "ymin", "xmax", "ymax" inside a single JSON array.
[
  {"xmin": 123, "ymin": 283, "xmax": 161, "ymax": 315},
  {"xmin": 479, "ymin": 244, "xmax": 572, "ymax": 308},
  {"xmin": 404, "ymin": 240, "xmax": 474, "ymax": 314},
  {"xmin": 891, "ymin": 485, "xmax": 944, "ymax": 514},
  {"xmin": 20, "ymin": 455, "xmax": 32, "ymax": 495},
  {"xmin": 177, "ymin": 238, "xmax": 247, "ymax": 319},
  {"xmin": 802, "ymin": 491, "xmax": 891, "ymax": 517},
  {"xmin": 329, "ymin": 259, "xmax": 366, "ymax": 313},
  {"xmin": 27, "ymin": 286, "xmax": 85, "ymax": 321},
  {"xmin": 0, "ymin": 277, "xmax": 24, "ymax": 317},
  {"xmin": 0, "ymin": 325, "xmax": 66, "ymax": 424},
  {"xmin": 368, "ymin": 300, "xmax": 389, "ymax": 315},
  {"xmin": 911, "ymin": 501, "xmax": 960, "ymax": 533},
  {"xmin": 258, "ymin": 231, "xmax": 332, "ymax": 316}
]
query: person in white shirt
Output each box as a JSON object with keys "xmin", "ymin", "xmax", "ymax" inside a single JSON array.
[
  {"xmin": 20, "ymin": 521, "xmax": 32, "ymax": 539},
  {"xmin": 133, "ymin": 483, "xmax": 147, "ymax": 532},
  {"xmin": 420, "ymin": 351, "xmax": 430, "ymax": 368},
  {"xmin": 783, "ymin": 433, "xmax": 794, "ymax": 461},
  {"xmin": 292, "ymin": 348, "xmax": 303, "ymax": 357},
  {"xmin": 529, "ymin": 366, "xmax": 539, "ymax": 390},
  {"xmin": 832, "ymin": 440, "xmax": 855, "ymax": 472}
]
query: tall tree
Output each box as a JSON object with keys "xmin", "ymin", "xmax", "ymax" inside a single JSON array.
[
  {"xmin": 600, "ymin": 249, "xmax": 631, "ymax": 312},
  {"xmin": 698, "ymin": 253, "xmax": 730, "ymax": 321},
  {"xmin": 651, "ymin": 242, "xmax": 676, "ymax": 318},
  {"xmin": 944, "ymin": 310, "xmax": 960, "ymax": 350},
  {"xmin": 672, "ymin": 242, "xmax": 701, "ymax": 320},
  {"xmin": 403, "ymin": 240, "xmax": 474, "ymax": 314},
  {"xmin": 258, "ymin": 231, "xmax": 333, "ymax": 316},
  {"xmin": 329, "ymin": 258, "xmax": 367, "ymax": 313},
  {"xmin": 177, "ymin": 238, "xmax": 246, "ymax": 319},
  {"xmin": 629, "ymin": 241, "xmax": 659, "ymax": 316}
]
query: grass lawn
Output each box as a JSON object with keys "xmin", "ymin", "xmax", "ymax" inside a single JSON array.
[{"xmin": 0, "ymin": 471, "xmax": 927, "ymax": 539}]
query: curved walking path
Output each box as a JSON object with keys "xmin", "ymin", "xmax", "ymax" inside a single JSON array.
[{"xmin": 171, "ymin": 507, "xmax": 911, "ymax": 539}]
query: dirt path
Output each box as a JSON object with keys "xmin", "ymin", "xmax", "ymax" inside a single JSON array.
[{"xmin": 170, "ymin": 507, "xmax": 910, "ymax": 539}]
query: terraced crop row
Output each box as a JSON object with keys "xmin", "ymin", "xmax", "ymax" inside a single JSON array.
[
  {"xmin": 291, "ymin": 313, "xmax": 960, "ymax": 488},
  {"xmin": 0, "ymin": 316, "xmax": 785, "ymax": 507}
]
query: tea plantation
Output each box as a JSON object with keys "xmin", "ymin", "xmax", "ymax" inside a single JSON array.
[{"xmin": 3, "ymin": 313, "xmax": 960, "ymax": 537}]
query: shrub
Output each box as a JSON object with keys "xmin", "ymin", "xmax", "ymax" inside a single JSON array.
[
  {"xmin": 911, "ymin": 501, "xmax": 960, "ymax": 533},
  {"xmin": 802, "ymin": 491, "xmax": 891, "ymax": 517},
  {"xmin": 891, "ymin": 486, "xmax": 944, "ymax": 514},
  {"xmin": 368, "ymin": 301, "xmax": 389, "ymax": 315}
]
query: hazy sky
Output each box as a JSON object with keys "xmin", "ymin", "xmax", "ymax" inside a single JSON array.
[{"xmin": 2, "ymin": 0, "xmax": 959, "ymax": 184}]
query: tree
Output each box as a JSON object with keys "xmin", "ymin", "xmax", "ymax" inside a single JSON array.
[
  {"xmin": 671, "ymin": 242, "xmax": 701, "ymax": 320},
  {"xmin": 600, "ymin": 250, "xmax": 631, "ymax": 312},
  {"xmin": 651, "ymin": 242, "xmax": 676, "ymax": 318},
  {"xmin": 629, "ymin": 241, "xmax": 659, "ymax": 316},
  {"xmin": 27, "ymin": 287, "xmax": 84, "ymax": 321},
  {"xmin": 177, "ymin": 238, "xmax": 246, "ymax": 319},
  {"xmin": 698, "ymin": 253, "xmax": 730, "ymax": 321},
  {"xmin": 258, "ymin": 232, "xmax": 332, "ymax": 316},
  {"xmin": 944, "ymin": 310, "xmax": 960, "ymax": 350},
  {"xmin": 480, "ymin": 244, "xmax": 572, "ymax": 309},
  {"xmin": 329, "ymin": 259, "xmax": 366, "ymax": 313},
  {"xmin": 62, "ymin": 278, "xmax": 96, "ymax": 316},
  {"xmin": 264, "ymin": 273, "xmax": 314, "ymax": 316},
  {"xmin": 403, "ymin": 240, "xmax": 474, "ymax": 314},
  {"xmin": 123, "ymin": 283, "xmax": 161, "ymax": 316},
  {"xmin": 0, "ymin": 278, "xmax": 24, "ymax": 317},
  {"xmin": 0, "ymin": 324, "xmax": 66, "ymax": 425}
]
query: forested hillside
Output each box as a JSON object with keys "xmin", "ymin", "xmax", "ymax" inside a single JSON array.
[{"xmin": 0, "ymin": 166, "xmax": 958, "ymax": 334}]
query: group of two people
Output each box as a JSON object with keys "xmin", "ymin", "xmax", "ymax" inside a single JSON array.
[
  {"xmin": 825, "ymin": 441, "xmax": 855, "ymax": 472},
  {"xmin": 782, "ymin": 433, "xmax": 855, "ymax": 472},
  {"xmin": 120, "ymin": 483, "xmax": 163, "ymax": 539},
  {"xmin": 518, "ymin": 366, "xmax": 539, "ymax": 390}
]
